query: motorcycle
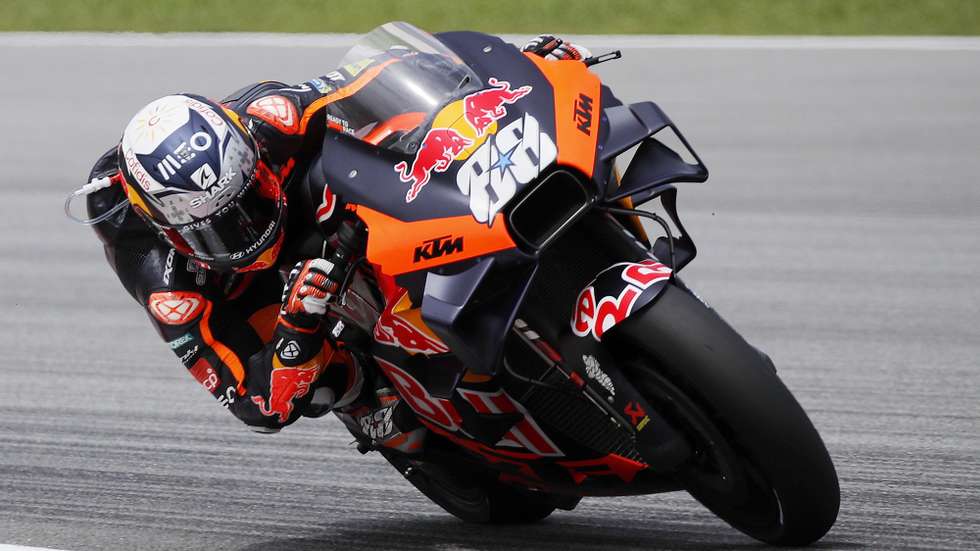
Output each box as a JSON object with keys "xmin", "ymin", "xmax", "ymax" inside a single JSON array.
[{"xmin": 309, "ymin": 22, "xmax": 839, "ymax": 546}]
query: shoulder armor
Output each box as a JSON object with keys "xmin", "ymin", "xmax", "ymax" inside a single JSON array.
[
  {"xmin": 246, "ymin": 94, "xmax": 301, "ymax": 135},
  {"xmin": 147, "ymin": 289, "xmax": 209, "ymax": 326}
]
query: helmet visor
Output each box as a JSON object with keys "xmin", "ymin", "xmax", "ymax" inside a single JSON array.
[{"xmin": 170, "ymin": 173, "xmax": 284, "ymax": 268}]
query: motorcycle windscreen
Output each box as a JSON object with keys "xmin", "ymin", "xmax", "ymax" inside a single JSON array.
[{"xmin": 329, "ymin": 21, "xmax": 483, "ymax": 154}]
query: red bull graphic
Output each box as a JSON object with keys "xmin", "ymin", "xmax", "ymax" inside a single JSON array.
[
  {"xmin": 376, "ymin": 358, "xmax": 461, "ymax": 431},
  {"xmin": 620, "ymin": 260, "xmax": 673, "ymax": 289},
  {"xmin": 457, "ymin": 388, "xmax": 564, "ymax": 457},
  {"xmin": 374, "ymin": 290, "xmax": 450, "ymax": 355},
  {"xmin": 251, "ymin": 365, "xmax": 321, "ymax": 423},
  {"xmin": 572, "ymin": 259, "xmax": 672, "ymax": 341},
  {"xmin": 394, "ymin": 128, "xmax": 472, "ymax": 203},
  {"xmin": 463, "ymin": 78, "xmax": 533, "ymax": 136}
]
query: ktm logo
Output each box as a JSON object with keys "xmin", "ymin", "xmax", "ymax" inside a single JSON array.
[
  {"xmin": 573, "ymin": 93, "xmax": 594, "ymax": 136},
  {"xmin": 413, "ymin": 235, "xmax": 463, "ymax": 263}
]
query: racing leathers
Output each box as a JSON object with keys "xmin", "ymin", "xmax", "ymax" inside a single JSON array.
[{"xmin": 86, "ymin": 72, "xmax": 364, "ymax": 433}]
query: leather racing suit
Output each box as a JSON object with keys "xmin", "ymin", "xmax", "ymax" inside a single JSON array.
[{"xmin": 86, "ymin": 67, "xmax": 372, "ymax": 433}]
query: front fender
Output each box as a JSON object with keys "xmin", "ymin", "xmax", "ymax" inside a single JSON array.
[{"xmin": 570, "ymin": 258, "xmax": 673, "ymax": 341}]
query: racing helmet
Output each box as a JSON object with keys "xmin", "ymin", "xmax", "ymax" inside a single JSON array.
[{"xmin": 118, "ymin": 94, "xmax": 285, "ymax": 272}]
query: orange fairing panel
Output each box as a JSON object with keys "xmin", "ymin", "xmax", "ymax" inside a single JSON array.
[
  {"xmin": 355, "ymin": 206, "xmax": 515, "ymax": 275},
  {"xmin": 524, "ymin": 54, "xmax": 601, "ymax": 178}
]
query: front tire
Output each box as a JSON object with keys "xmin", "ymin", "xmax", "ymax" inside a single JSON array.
[{"xmin": 612, "ymin": 284, "xmax": 840, "ymax": 546}]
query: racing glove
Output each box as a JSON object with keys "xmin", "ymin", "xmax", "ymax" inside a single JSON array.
[
  {"xmin": 279, "ymin": 258, "xmax": 340, "ymax": 332},
  {"xmin": 522, "ymin": 35, "xmax": 592, "ymax": 61}
]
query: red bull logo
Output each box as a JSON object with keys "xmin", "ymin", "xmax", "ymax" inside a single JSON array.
[
  {"xmin": 374, "ymin": 290, "xmax": 450, "ymax": 355},
  {"xmin": 374, "ymin": 308, "xmax": 450, "ymax": 356},
  {"xmin": 394, "ymin": 128, "xmax": 472, "ymax": 203},
  {"xmin": 571, "ymin": 260, "xmax": 672, "ymax": 341},
  {"xmin": 251, "ymin": 365, "xmax": 320, "ymax": 423},
  {"xmin": 463, "ymin": 78, "xmax": 533, "ymax": 136}
]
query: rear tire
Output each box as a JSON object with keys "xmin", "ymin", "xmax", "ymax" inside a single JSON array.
[{"xmin": 612, "ymin": 284, "xmax": 839, "ymax": 546}]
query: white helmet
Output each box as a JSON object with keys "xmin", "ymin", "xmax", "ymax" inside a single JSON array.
[{"xmin": 118, "ymin": 94, "xmax": 285, "ymax": 271}]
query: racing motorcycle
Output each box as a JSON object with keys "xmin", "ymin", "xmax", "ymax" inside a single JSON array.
[{"xmin": 310, "ymin": 22, "xmax": 840, "ymax": 546}]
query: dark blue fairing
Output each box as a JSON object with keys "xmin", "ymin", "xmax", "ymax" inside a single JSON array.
[
  {"xmin": 422, "ymin": 256, "xmax": 537, "ymax": 375},
  {"xmin": 315, "ymin": 133, "xmax": 472, "ymax": 221},
  {"xmin": 598, "ymin": 101, "xmax": 708, "ymax": 203}
]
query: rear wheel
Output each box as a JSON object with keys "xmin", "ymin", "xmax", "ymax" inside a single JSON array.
[{"xmin": 612, "ymin": 284, "xmax": 839, "ymax": 546}]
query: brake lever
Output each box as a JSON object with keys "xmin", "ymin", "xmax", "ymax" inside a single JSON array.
[{"xmin": 583, "ymin": 50, "xmax": 623, "ymax": 67}]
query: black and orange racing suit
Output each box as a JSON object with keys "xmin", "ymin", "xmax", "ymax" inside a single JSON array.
[{"xmin": 85, "ymin": 67, "xmax": 380, "ymax": 433}]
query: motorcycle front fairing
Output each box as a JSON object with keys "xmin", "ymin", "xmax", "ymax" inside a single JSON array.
[
  {"xmin": 314, "ymin": 27, "xmax": 562, "ymax": 375},
  {"xmin": 315, "ymin": 23, "xmax": 699, "ymax": 475}
]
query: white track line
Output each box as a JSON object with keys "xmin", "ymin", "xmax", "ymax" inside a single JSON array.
[
  {"xmin": 0, "ymin": 545, "xmax": 73, "ymax": 551},
  {"xmin": 0, "ymin": 32, "xmax": 979, "ymax": 51}
]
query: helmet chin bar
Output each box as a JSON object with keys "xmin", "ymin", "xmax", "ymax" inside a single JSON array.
[
  {"xmin": 162, "ymin": 229, "xmax": 284, "ymax": 274},
  {"xmin": 232, "ymin": 228, "xmax": 286, "ymax": 273}
]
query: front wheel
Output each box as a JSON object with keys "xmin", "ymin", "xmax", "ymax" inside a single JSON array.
[{"xmin": 612, "ymin": 284, "xmax": 840, "ymax": 546}]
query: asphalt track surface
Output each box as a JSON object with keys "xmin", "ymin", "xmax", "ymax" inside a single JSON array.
[{"xmin": 1, "ymin": 34, "xmax": 978, "ymax": 551}]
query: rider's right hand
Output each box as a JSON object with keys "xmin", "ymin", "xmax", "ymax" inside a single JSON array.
[
  {"xmin": 279, "ymin": 258, "xmax": 338, "ymax": 331},
  {"xmin": 522, "ymin": 35, "xmax": 592, "ymax": 61}
]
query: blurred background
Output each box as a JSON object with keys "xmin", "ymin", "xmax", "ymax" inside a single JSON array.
[
  {"xmin": 2, "ymin": 0, "xmax": 979, "ymax": 34},
  {"xmin": 0, "ymin": 1, "xmax": 978, "ymax": 550}
]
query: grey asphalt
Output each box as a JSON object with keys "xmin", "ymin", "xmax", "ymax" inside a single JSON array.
[{"xmin": 0, "ymin": 35, "xmax": 978, "ymax": 550}]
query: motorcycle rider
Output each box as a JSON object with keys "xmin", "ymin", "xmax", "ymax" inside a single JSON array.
[{"xmin": 80, "ymin": 34, "xmax": 590, "ymax": 434}]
